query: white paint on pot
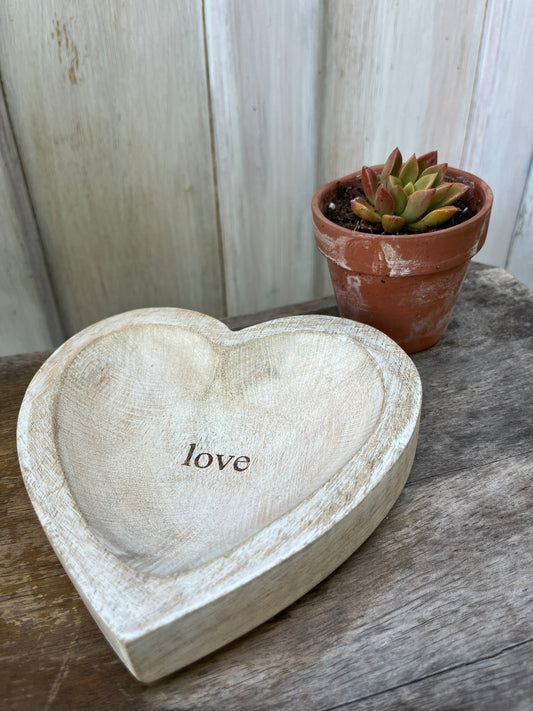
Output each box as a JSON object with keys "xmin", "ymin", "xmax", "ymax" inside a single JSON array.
[
  {"xmin": 380, "ymin": 243, "xmax": 421, "ymax": 277},
  {"xmin": 346, "ymin": 274, "xmax": 366, "ymax": 306},
  {"xmin": 313, "ymin": 227, "xmax": 352, "ymax": 271}
]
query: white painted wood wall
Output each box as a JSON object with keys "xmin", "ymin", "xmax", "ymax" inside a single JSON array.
[{"xmin": 0, "ymin": 0, "xmax": 531, "ymax": 356}]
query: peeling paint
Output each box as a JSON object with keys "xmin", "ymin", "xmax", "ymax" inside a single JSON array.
[
  {"xmin": 345, "ymin": 274, "xmax": 366, "ymax": 306},
  {"xmin": 313, "ymin": 227, "xmax": 352, "ymax": 271},
  {"xmin": 380, "ymin": 243, "xmax": 420, "ymax": 277}
]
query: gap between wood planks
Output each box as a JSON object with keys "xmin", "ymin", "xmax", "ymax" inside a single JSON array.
[
  {"xmin": 323, "ymin": 637, "xmax": 533, "ymax": 711},
  {"xmin": 201, "ymin": 0, "xmax": 228, "ymax": 318},
  {"xmin": 405, "ymin": 450, "xmax": 533, "ymax": 486}
]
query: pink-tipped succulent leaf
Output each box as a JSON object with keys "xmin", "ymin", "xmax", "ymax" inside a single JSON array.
[
  {"xmin": 416, "ymin": 150, "xmax": 438, "ymax": 172},
  {"xmin": 361, "ymin": 166, "xmax": 379, "ymax": 203},
  {"xmin": 380, "ymin": 147, "xmax": 403, "ymax": 182},
  {"xmin": 352, "ymin": 148, "xmax": 469, "ymax": 233},
  {"xmin": 351, "ymin": 197, "xmax": 381, "ymax": 223},
  {"xmin": 382, "ymin": 214, "xmax": 406, "ymax": 233},
  {"xmin": 374, "ymin": 185, "xmax": 395, "ymax": 216},
  {"xmin": 432, "ymin": 182, "xmax": 469, "ymax": 208},
  {"xmin": 419, "ymin": 162, "xmax": 448, "ymax": 184},
  {"xmin": 409, "ymin": 206, "xmax": 460, "ymax": 231}
]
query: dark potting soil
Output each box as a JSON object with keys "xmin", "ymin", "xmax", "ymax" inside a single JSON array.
[{"xmin": 325, "ymin": 178, "xmax": 477, "ymax": 235}]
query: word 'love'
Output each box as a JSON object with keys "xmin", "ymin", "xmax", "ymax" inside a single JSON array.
[{"xmin": 182, "ymin": 443, "xmax": 251, "ymax": 471}]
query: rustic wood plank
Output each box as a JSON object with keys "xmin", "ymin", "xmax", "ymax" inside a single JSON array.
[
  {"xmin": 317, "ymin": 0, "xmax": 486, "ymax": 181},
  {"xmin": 410, "ymin": 264, "xmax": 533, "ymax": 481},
  {"xmin": 461, "ymin": 0, "xmax": 533, "ymax": 269},
  {"xmin": 204, "ymin": 0, "xmax": 327, "ymax": 315},
  {"xmin": 0, "ymin": 1, "xmax": 224, "ymax": 335},
  {"xmin": 2, "ymin": 443, "xmax": 531, "ymax": 709},
  {"xmin": 507, "ymin": 157, "xmax": 533, "ymax": 291},
  {"xmin": 1, "ymin": 265, "xmax": 531, "ymax": 708},
  {"xmin": 223, "ymin": 294, "xmax": 338, "ymax": 331},
  {"xmin": 135, "ymin": 454, "xmax": 533, "ymax": 710},
  {"xmin": 338, "ymin": 640, "xmax": 533, "ymax": 711},
  {"xmin": 0, "ymin": 87, "xmax": 63, "ymax": 355}
]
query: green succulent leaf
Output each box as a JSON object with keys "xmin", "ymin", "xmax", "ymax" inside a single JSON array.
[
  {"xmin": 419, "ymin": 162, "xmax": 448, "ymax": 185},
  {"xmin": 428, "ymin": 183, "xmax": 453, "ymax": 210},
  {"xmin": 374, "ymin": 184, "xmax": 395, "ymax": 216},
  {"xmin": 351, "ymin": 197, "xmax": 381, "ymax": 223},
  {"xmin": 401, "ymin": 188, "xmax": 436, "ymax": 223},
  {"xmin": 417, "ymin": 151, "xmax": 438, "ymax": 172},
  {"xmin": 382, "ymin": 214, "xmax": 406, "ymax": 233},
  {"xmin": 387, "ymin": 175, "xmax": 402, "ymax": 189},
  {"xmin": 409, "ymin": 206, "xmax": 460, "ymax": 230},
  {"xmin": 434, "ymin": 182, "xmax": 469, "ymax": 207},
  {"xmin": 381, "ymin": 147, "xmax": 403, "ymax": 181},
  {"xmin": 399, "ymin": 154, "xmax": 419, "ymax": 186},
  {"xmin": 361, "ymin": 166, "xmax": 379, "ymax": 204},
  {"xmin": 390, "ymin": 184, "xmax": 408, "ymax": 214},
  {"xmin": 414, "ymin": 173, "xmax": 438, "ymax": 191},
  {"xmin": 351, "ymin": 149, "xmax": 467, "ymax": 234}
]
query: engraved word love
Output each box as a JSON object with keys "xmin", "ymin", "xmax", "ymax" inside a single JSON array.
[{"xmin": 182, "ymin": 442, "xmax": 251, "ymax": 471}]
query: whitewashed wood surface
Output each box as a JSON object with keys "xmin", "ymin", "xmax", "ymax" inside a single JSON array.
[
  {"xmin": 317, "ymin": 0, "xmax": 485, "ymax": 177},
  {"xmin": 205, "ymin": 0, "xmax": 327, "ymax": 315},
  {"xmin": 461, "ymin": 0, "xmax": 533, "ymax": 269},
  {"xmin": 0, "ymin": 0, "xmax": 532, "ymax": 355},
  {"xmin": 508, "ymin": 159, "xmax": 533, "ymax": 285},
  {"xmin": 17, "ymin": 309, "xmax": 421, "ymax": 681},
  {"xmin": 0, "ymin": 0, "xmax": 224, "ymax": 343},
  {"xmin": 0, "ymin": 88, "xmax": 63, "ymax": 354}
]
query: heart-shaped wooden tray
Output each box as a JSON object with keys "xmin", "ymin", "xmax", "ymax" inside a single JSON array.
[{"xmin": 17, "ymin": 309, "xmax": 421, "ymax": 682}]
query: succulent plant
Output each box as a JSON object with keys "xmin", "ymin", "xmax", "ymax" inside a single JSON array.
[{"xmin": 351, "ymin": 148, "xmax": 469, "ymax": 233}]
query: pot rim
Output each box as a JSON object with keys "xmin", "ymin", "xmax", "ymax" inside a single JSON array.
[
  {"xmin": 312, "ymin": 165, "xmax": 493, "ymax": 242},
  {"xmin": 312, "ymin": 165, "xmax": 493, "ymax": 277}
]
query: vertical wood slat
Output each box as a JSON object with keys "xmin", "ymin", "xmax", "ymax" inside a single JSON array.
[
  {"xmin": 462, "ymin": 0, "xmax": 533, "ymax": 268},
  {"xmin": 507, "ymin": 158, "xmax": 533, "ymax": 290},
  {"xmin": 317, "ymin": 0, "xmax": 486, "ymax": 181},
  {"xmin": 0, "ymin": 0, "xmax": 224, "ymax": 336},
  {"xmin": 204, "ymin": 0, "xmax": 325, "ymax": 316},
  {"xmin": 0, "ymin": 87, "xmax": 63, "ymax": 356},
  {"xmin": 1, "ymin": 0, "xmax": 532, "ymax": 354}
]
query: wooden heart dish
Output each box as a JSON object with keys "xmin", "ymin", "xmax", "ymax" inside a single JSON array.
[{"xmin": 17, "ymin": 309, "xmax": 421, "ymax": 682}]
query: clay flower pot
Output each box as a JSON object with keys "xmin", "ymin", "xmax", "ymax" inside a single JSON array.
[{"xmin": 312, "ymin": 166, "xmax": 493, "ymax": 353}]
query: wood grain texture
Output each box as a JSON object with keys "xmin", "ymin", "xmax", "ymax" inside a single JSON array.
[
  {"xmin": 1, "ymin": 0, "xmax": 532, "ymax": 355},
  {"xmin": 204, "ymin": 0, "xmax": 327, "ymax": 314},
  {"xmin": 1, "ymin": 264, "xmax": 532, "ymax": 708},
  {"xmin": 0, "ymin": 0, "xmax": 224, "ymax": 336},
  {"xmin": 338, "ymin": 640, "xmax": 533, "ymax": 710},
  {"xmin": 0, "ymin": 87, "xmax": 63, "ymax": 355},
  {"xmin": 316, "ymin": 0, "xmax": 486, "ymax": 181},
  {"xmin": 461, "ymin": 0, "xmax": 533, "ymax": 269},
  {"xmin": 411, "ymin": 264, "xmax": 533, "ymax": 482},
  {"xmin": 507, "ymin": 157, "xmax": 533, "ymax": 291},
  {"xmin": 17, "ymin": 309, "xmax": 421, "ymax": 682},
  {"xmin": 313, "ymin": 0, "xmax": 488, "ymax": 294}
]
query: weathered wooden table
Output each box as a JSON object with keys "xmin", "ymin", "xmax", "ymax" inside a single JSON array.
[{"xmin": 2, "ymin": 263, "xmax": 532, "ymax": 710}]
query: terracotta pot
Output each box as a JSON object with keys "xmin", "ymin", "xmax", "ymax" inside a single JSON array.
[{"xmin": 312, "ymin": 166, "xmax": 493, "ymax": 353}]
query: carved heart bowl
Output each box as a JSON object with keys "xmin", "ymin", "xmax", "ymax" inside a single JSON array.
[{"xmin": 17, "ymin": 309, "xmax": 421, "ymax": 682}]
